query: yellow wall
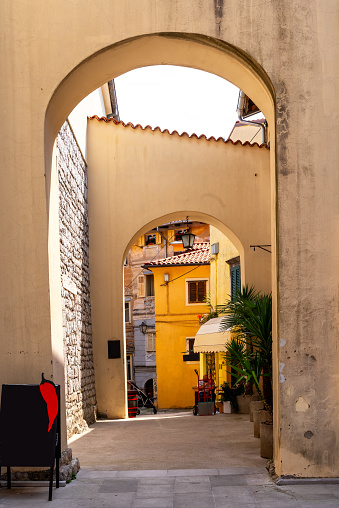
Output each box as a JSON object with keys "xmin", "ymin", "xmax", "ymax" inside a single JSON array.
[
  {"xmin": 205, "ymin": 228, "xmax": 239, "ymax": 390},
  {"xmin": 151, "ymin": 264, "xmax": 210, "ymax": 408},
  {"xmin": 209, "ymin": 226, "xmax": 239, "ymax": 310}
]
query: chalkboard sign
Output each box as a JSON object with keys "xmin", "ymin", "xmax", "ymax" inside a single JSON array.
[{"xmin": 0, "ymin": 383, "xmax": 61, "ymax": 500}]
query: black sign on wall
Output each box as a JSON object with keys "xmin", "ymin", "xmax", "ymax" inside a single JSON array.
[{"xmin": 108, "ymin": 340, "xmax": 121, "ymax": 359}]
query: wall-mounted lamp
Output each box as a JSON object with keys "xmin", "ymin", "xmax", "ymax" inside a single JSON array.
[
  {"xmin": 164, "ymin": 273, "xmax": 169, "ymax": 283},
  {"xmin": 181, "ymin": 216, "xmax": 195, "ymax": 250},
  {"xmin": 139, "ymin": 321, "xmax": 147, "ymax": 334}
]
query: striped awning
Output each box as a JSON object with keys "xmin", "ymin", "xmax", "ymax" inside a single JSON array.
[{"xmin": 194, "ymin": 317, "xmax": 231, "ymax": 353}]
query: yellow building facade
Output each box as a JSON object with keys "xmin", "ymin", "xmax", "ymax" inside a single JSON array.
[
  {"xmin": 146, "ymin": 243, "xmax": 210, "ymax": 409},
  {"xmin": 195, "ymin": 227, "xmax": 240, "ymax": 400}
]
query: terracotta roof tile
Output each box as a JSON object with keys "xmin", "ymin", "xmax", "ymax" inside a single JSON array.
[
  {"xmin": 144, "ymin": 242, "xmax": 210, "ymax": 267},
  {"xmin": 88, "ymin": 116, "xmax": 269, "ymax": 149}
]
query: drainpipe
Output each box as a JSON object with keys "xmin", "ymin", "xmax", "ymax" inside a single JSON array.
[
  {"xmin": 236, "ymin": 90, "xmax": 266, "ymax": 145},
  {"xmin": 157, "ymin": 227, "xmax": 167, "ymax": 258},
  {"xmin": 108, "ymin": 79, "xmax": 120, "ymax": 121}
]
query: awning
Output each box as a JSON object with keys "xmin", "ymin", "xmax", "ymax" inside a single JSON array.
[{"xmin": 194, "ymin": 317, "xmax": 231, "ymax": 353}]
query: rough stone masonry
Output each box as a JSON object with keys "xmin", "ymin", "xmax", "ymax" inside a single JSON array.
[{"xmin": 57, "ymin": 120, "xmax": 97, "ymax": 439}]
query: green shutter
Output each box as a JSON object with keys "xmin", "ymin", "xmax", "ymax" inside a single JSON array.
[{"xmin": 230, "ymin": 266, "xmax": 241, "ymax": 301}]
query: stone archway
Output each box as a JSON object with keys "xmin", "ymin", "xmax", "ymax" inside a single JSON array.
[
  {"xmin": 46, "ymin": 34, "xmax": 276, "ymax": 465},
  {"xmin": 2, "ymin": 0, "xmax": 338, "ymax": 479}
]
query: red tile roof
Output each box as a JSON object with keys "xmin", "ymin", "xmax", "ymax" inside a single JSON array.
[
  {"xmin": 88, "ymin": 116, "xmax": 269, "ymax": 149},
  {"xmin": 144, "ymin": 242, "xmax": 210, "ymax": 267}
]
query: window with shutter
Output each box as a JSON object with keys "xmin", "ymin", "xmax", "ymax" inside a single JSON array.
[
  {"xmin": 146, "ymin": 332, "xmax": 156, "ymax": 352},
  {"xmin": 230, "ymin": 265, "xmax": 241, "ymax": 301},
  {"xmin": 189, "ymin": 282, "xmax": 197, "ymax": 303},
  {"xmin": 137, "ymin": 236, "xmax": 146, "ymax": 247},
  {"xmin": 138, "ymin": 275, "xmax": 145, "ymax": 297},
  {"xmin": 187, "ymin": 280, "xmax": 207, "ymax": 303},
  {"xmin": 197, "ymin": 281, "xmax": 205, "ymax": 302},
  {"xmin": 125, "ymin": 301, "xmax": 130, "ymax": 323},
  {"xmin": 167, "ymin": 229, "xmax": 175, "ymax": 242},
  {"xmin": 145, "ymin": 274, "xmax": 154, "ymax": 296}
]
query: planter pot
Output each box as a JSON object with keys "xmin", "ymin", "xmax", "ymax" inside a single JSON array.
[
  {"xmin": 260, "ymin": 422, "xmax": 273, "ymax": 458},
  {"xmin": 250, "ymin": 400, "xmax": 264, "ymax": 422},
  {"xmin": 223, "ymin": 401, "xmax": 232, "ymax": 413},
  {"xmin": 253, "ymin": 409, "xmax": 273, "ymax": 438},
  {"xmin": 236, "ymin": 394, "xmax": 260, "ymax": 414}
]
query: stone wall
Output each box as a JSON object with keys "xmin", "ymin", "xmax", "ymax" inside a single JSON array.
[{"xmin": 57, "ymin": 120, "xmax": 96, "ymax": 438}]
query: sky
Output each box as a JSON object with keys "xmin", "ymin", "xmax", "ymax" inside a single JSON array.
[{"xmin": 114, "ymin": 65, "xmax": 240, "ymax": 140}]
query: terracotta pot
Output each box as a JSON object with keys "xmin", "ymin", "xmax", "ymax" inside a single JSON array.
[
  {"xmin": 260, "ymin": 422, "xmax": 273, "ymax": 458},
  {"xmin": 236, "ymin": 394, "xmax": 260, "ymax": 414},
  {"xmin": 250, "ymin": 400, "xmax": 264, "ymax": 422},
  {"xmin": 253, "ymin": 409, "xmax": 272, "ymax": 438}
]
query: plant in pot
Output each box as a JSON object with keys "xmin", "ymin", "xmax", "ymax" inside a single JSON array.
[
  {"xmin": 219, "ymin": 381, "xmax": 243, "ymax": 413},
  {"xmin": 218, "ymin": 285, "xmax": 273, "ymax": 414},
  {"xmin": 224, "ymin": 338, "xmax": 264, "ymax": 413}
]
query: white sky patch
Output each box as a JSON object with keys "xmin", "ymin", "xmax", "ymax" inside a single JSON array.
[{"xmin": 114, "ymin": 65, "xmax": 239, "ymax": 140}]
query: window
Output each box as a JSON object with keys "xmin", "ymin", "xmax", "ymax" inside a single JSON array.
[
  {"xmin": 126, "ymin": 354, "xmax": 132, "ymax": 380},
  {"xmin": 187, "ymin": 279, "xmax": 207, "ymax": 304},
  {"xmin": 226, "ymin": 256, "xmax": 241, "ymax": 301},
  {"xmin": 146, "ymin": 332, "xmax": 156, "ymax": 353},
  {"xmin": 145, "ymin": 274, "xmax": 154, "ymax": 297},
  {"xmin": 183, "ymin": 337, "xmax": 200, "ymax": 362},
  {"xmin": 145, "ymin": 234, "xmax": 156, "ymax": 245},
  {"xmin": 230, "ymin": 265, "xmax": 241, "ymax": 301},
  {"xmin": 186, "ymin": 337, "xmax": 195, "ymax": 353},
  {"xmin": 138, "ymin": 275, "xmax": 145, "ymax": 297},
  {"xmin": 125, "ymin": 301, "xmax": 130, "ymax": 323},
  {"xmin": 175, "ymin": 229, "xmax": 188, "ymax": 241},
  {"xmin": 138, "ymin": 274, "xmax": 154, "ymax": 297}
]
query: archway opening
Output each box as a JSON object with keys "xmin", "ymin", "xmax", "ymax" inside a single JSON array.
[
  {"xmin": 45, "ymin": 32, "xmax": 276, "ymax": 462},
  {"xmin": 122, "ymin": 211, "xmax": 270, "ymax": 413}
]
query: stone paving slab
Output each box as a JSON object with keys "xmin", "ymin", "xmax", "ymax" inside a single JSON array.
[{"xmin": 2, "ymin": 469, "xmax": 339, "ymax": 507}]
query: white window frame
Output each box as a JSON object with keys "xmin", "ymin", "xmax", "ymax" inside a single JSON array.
[
  {"xmin": 185, "ymin": 278, "xmax": 209, "ymax": 306},
  {"xmin": 125, "ymin": 300, "xmax": 131, "ymax": 323}
]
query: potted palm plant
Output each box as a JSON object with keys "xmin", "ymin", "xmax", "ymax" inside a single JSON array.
[
  {"xmin": 219, "ymin": 381, "xmax": 243, "ymax": 413},
  {"xmin": 218, "ymin": 285, "xmax": 273, "ymax": 451},
  {"xmin": 218, "ymin": 285, "xmax": 272, "ymax": 413}
]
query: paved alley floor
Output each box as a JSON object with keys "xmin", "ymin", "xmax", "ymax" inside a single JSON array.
[{"xmin": 1, "ymin": 411, "xmax": 339, "ymax": 507}]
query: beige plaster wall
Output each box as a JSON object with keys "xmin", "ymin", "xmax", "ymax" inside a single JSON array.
[
  {"xmin": 1, "ymin": 0, "xmax": 338, "ymax": 477},
  {"xmin": 87, "ymin": 119, "xmax": 270, "ymax": 418}
]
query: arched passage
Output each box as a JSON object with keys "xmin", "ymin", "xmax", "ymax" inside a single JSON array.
[
  {"xmin": 2, "ymin": 0, "xmax": 338, "ymax": 480},
  {"xmin": 124, "ymin": 214, "xmax": 244, "ymax": 410},
  {"xmin": 87, "ymin": 110, "xmax": 271, "ymax": 414},
  {"xmin": 45, "ymin": 32, "xmax": 276, "ymax": 462}
]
